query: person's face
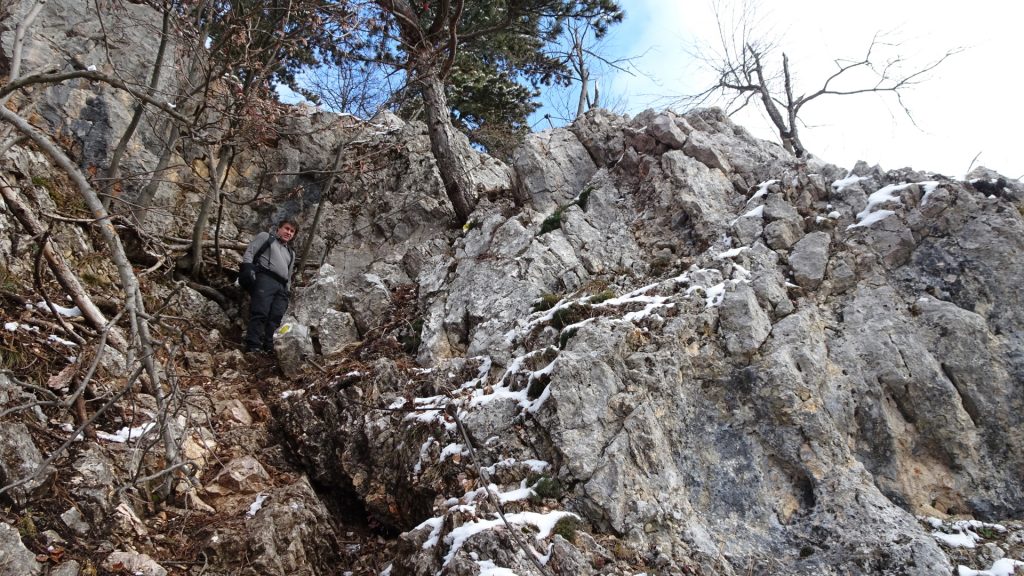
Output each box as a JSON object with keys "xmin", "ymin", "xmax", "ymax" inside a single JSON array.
[{"xmin": 278, "ymin": 223, "xmax": 296, "ymax": 242}]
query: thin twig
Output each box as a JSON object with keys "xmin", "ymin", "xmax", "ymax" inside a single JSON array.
[{"xmin": 450, "ymin": 405, "xmax": 553, "ymax": 576}]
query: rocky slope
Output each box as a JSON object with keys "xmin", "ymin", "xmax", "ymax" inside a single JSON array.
[
  {"xmin": 268, "ymin": 107, "xmax": 1024, "ymax": 576},
  {"xmin": 1, "ymin": 1, "xmax": 1024, "ymax": 575}
]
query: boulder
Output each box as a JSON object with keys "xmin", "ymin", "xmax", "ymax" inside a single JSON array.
[
  {"xmin": 789, "ymin": 231, "xmax": 831, "ymax": 288},
  {"xmin": 273, "ymin": 322, "xmax": 314, "ymax": 379},
  {"xmin": 0, "ymin": 422, "xmax": 51, "ymax": 506},
  {"xmin": 0, "ymin": 522, "xmax": 41, "ymax": 576}
]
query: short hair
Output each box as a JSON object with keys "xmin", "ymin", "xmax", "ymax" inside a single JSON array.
[{"xmin": 278, "ymin": 218, "xmax": 298, "ymax": 231}]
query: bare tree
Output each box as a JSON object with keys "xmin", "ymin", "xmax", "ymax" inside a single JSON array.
[
  {"xmin": 680, "ymin": 0, "xmax": 961, "ymax": 158},
  {"xmin": 544, "ymin": 17, "xmax": 641, "ymax": 123},
  {"xmin": 0, "ymin": 0, "xmax": 295, "ymax": 502}
]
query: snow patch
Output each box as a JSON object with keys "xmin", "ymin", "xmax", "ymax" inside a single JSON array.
[{"xmin": 96, "ymin": 422, "xmax": 156, "ymax": 443}]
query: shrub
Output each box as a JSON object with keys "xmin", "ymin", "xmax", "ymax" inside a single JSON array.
[
  {"xmin": 539, "ymin": 209, "xmax": 563, "ymax": 235},
  {"xmin": 558, "ymin": 327, "xmax": 578, "ymax": 350},
  {"xmin": 526, "ymin": 374, "xmax": 549, "ymax": 400},
  {"xmin": 401, "ymin": 317, "xmax": 424, "ymax": 354},
  {"xmin": 576, "ymin": 186, "xmax": 593, "ymax": 211},
  {"xmin": 532, "ymin": 476, "xmax": 562, "ymax": 499},
  {"xmin": 649, "ymin": 255, "xmax": 672, "ymax": 276},
  {"xmin": 552, "ymin": 516, "xmax": 579, "ymax": 541},
  {"xmin": 550, "ymin": 303, "xmax": 588, "ymax": 330}
]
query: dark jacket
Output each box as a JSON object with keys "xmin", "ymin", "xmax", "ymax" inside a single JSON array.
[{"xmin": 242, "ymin": 232, "xmax": 295, "ymax": 290}]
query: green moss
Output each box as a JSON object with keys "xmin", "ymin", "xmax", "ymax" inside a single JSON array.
[
  {"xmin": 974, "ymin": 525, "xmax": 1001, "ymax": 539},
  {"xmin": 589, "ymin": 289, "xmax": 615, "ymax": 304},
  {"xmin": 532, "ymin": 477, "xmax": 562, "ymax": 499},
  {"xmin": 532, "ymin": 293, "xmax": 561, "ymax": 313},
  {"xmin": 552, "ymin": 516, "xmax": 579, "ymax": 541},
  {"xmin": 30, "ymin": 175, "xmax": 52, "ymax": 190},
  {"xmin": 18, "ymin": 513, "xmax": 37, "ymax": 538}
]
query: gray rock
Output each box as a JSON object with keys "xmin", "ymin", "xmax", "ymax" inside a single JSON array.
[
  {"xmin": 69, "ymin": 446, "xmax": 116, "ymax": 517},
  {"xmin": 0, "ymin": 421, "xmax": 51, "ymax": 506},
  {"xmin": 683, "ymin": 130, "xmax": 732, "ymax": 173},
  {"xmin": 204, "ymin": 478, "xmax": 341, "ymax": 575},
  {"xmin": 216, "ymin": 399, "xmax": 253, "ymax": 426},
  {"xmin": 512, "ymin": 129, "xmax": 597, "ymax": 212},
  {"xmin": 764, "ymin": 218, "xmax": 804, "ymax": 250},
  {"xmin": 0, "ymin": 372, "xmax": 46, "ymax": 423},
  {"xmin": 317, "ymin": 309, "xmax": 360, "ymax": 355},
  {"xmin": 60, "ymin": 508, "xmax": 90, "ymax": 536},
  {"xmin": 102, "ymin": 551, "xmax": 167, "ymax": 576},
  {"xmin": 272, "ymin": 114, "xmax": 1024, "ymax": 575},
  {"xmin": 647, "ymin": 112, "xmax": 689, "ymax": 149},
  {"xmin": 0, "ymin": 522, "xmax": 41, "ymax": 576},
  {"xmin": 273, "ymin": 322, "xmax": 314, "ymax": 379},
  {"xmin": 789, "ymin": 231, "xmax": 831, "ymax": 288},
  {"xmin": 210, "ymin": 456, "xmax": 271, "ymax": 494},
  {"xmin": 731, "ymin": 205, "xmax": 765, "ymax": 246},
  {"xmin": 569, "ymin": 108, "xmax": 629, "ymax": 167},
  {"xmin": 47, "ymin": 560, "xmax": 80, "ymax": 576},
  {"xmin": 718, "ymin": 283, "xmax": 772, "ymax": 356}
]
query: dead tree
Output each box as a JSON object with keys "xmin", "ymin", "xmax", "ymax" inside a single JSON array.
[
  {"xmin": 681, "ymin": 0, "xmax": 961, "ymax": 158},
  {"xmin": 548, "ymin": 17, "xmax": 641, "ymax": 123}
]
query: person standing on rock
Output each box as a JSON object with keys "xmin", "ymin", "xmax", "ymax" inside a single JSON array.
[{"xmin": 240, "ymin": 219, "xmax": 297, "ymax": 354}]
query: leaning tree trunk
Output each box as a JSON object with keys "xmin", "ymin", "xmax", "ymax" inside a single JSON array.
[
  {"xmin": 190, "ymin": 144, "xmax": 232, "ymax": 277},
  {"xmin": 417, "ymin": 64, "xmax": 476, "ymax": 223}
]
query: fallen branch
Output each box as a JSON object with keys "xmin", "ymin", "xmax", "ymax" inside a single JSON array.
[{"xmin": 0, "ymin": 174, "xmax": 125, "ymax": 349}]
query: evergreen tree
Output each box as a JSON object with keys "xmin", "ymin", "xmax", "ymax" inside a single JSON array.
[{"xmin": 350, "ymin": 0, "xmax": 624, "ymax": 222}]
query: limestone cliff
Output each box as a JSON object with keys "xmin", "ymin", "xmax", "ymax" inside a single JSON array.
[{"xmin": 0, "ymin": 1, "xmax": 1022, "ymax": 576}]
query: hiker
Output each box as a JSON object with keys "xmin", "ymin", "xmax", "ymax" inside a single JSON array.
[{"xmin": 240, "ymin": 219, "xmax": 297, "ymax": 353}]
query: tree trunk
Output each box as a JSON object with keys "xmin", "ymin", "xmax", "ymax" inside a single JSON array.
[
  {"xmin": 417, "ymin": 64, "xmax": 476, "ymax": 223},
  {"xmin": 1, "ymin": 106, "xmax": 184, "ymax": 491},
  {"xmin": 104, "ymin": 3, "xmax": 173, "ymax": 211},
  {"xmin": 190, "ymin": 145, "xmax": 232, "ymax": 277},
  {"xmin": 576, "ymin": 65, "xmax": 590, "ymax": 118},
  {"xmin": 131, "ymin": 120, "xmax": 180, "ymax": 226},
  {"xmin": 296, "ymin": 143, "xmax": 345, "ymax": 277}
]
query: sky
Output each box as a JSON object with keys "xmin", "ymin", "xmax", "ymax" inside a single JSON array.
[{"xmin": 538, "ymin": 0, "xmax": 1024, "ymax": 180}]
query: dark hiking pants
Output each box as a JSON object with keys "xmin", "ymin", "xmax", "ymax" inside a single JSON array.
[{"xmin": 245, "ymin": 272, "xmax": 289, "ymax": 352}]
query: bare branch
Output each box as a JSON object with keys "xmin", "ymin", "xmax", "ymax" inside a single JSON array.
[
  {"xmin": 678, "ymin": 2, "xmax": 959, "ymax": 159},
  {"xmin": 0, "ymin": 70, "xmax": 192, "ymax": 126},
  {"xmin": 7, "ymin": 0, "xmax": 48, "ymax": 86}
]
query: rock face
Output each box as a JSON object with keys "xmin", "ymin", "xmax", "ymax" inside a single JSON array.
[
  {"xmin": 2, "ymin": 2, "xmax": 1023, "ymax": 574},
  {"xmin": 278, "ymin": 108, "xmax": 1024, "ymax": 575}
]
